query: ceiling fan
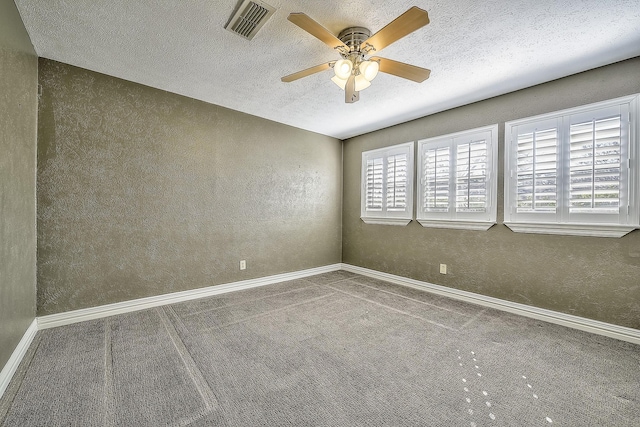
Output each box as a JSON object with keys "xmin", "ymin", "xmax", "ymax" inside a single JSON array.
[{"xmin": 281, "ymin": 7, "xmax": 431, "ymax": 104}]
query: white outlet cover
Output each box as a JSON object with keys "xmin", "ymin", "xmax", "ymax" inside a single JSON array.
[{"xmin": 439, "ymin": 264, "xmax": 447, "ymax": 274}]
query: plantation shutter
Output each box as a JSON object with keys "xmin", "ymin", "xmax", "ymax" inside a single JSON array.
[
  {"xmin": 456, "ymin": 140, "xmax": 488, "ymax": 212},
  {"xmin": 422, "ymin": 146, "xmax": 450, "ymax": 212},
  {"xmin": 417, "ymin": 125, "xmax": 497, "ymax": 229},
  {"xmin": 504, "ymin": 94, "xmax": 637, "ymax": 236},
  {"xmin": 569, "ymin": 115, "xmax": 622, "ymax": 213},
  {"xmin": 361, "ymin": 141, "xmax": 414, "ymax": 223},
  {"xmin": 386, "ymin": 154, "xmax": 408, "ymax": 211},
  {"xmin": 365, "ymin": 157, "xmax": 384, "ymax": 212},
  {"xmin": 516, "ymin": 127, "xmax": 558, "ymax": 213}
]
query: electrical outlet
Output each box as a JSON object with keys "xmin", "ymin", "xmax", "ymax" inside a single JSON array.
[
  {"xmin": 439, "ymin": 263, "xmax": 447, "ymax": 274},
  {"xmin": 239, "ymin": 260, "xmax": 246, "ymax": 270}
]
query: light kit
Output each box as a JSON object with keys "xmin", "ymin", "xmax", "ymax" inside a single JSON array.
[{"xmin": 281, "ymin": 7, "xmax": 431, "ymax": 103}]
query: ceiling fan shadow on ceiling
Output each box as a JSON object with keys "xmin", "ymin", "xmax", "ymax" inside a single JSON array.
[{"xmin": 281, "ymin": 6, "xmax": 432, "ymax": 104}]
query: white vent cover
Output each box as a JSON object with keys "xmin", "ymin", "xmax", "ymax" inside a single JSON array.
[{"xmin": 225, "ymin": 0, "xmax": 276, "ymax": 40}]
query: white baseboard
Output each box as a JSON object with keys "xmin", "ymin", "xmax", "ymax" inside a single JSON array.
[
  {"xmin": 0, "ymin": 319, "xmax": 38, "ymax": 400},
  {"xmin": 341, "ymin": 263, "xmax": 640, "ymax": 345},
  {"xmin": 2, "ymin": 264, "xmax": 341, "ymax": 400},
  {"xmin": 2, "ymin": 262, "xmax": 637, "ymax": 402},
  {"xmin": 37, "ymin": 264, "xmax": 342, "ymax": 330}
]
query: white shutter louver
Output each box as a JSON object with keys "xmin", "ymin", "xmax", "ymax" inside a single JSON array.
[
  {"xmin": 365, "ymin": 157, "xmax": 383, "ymax": 211},
  {"xmin": 456, "ymin": 140, "xmax": 487, "ymax": 212},
  {"xmin": 422, "ymin": 147, "xmax": 450, "ymax": 212},
  {"xmin": 387, "ymin": 154, "xmax": 408, "ymax": 211},
  {"xmin": 516, "ymin": 128, "xmax": 558, "ymax": 213},
  {"xmin": 569, "ymin": 115, "xmax": 621, "ymax": 213}
]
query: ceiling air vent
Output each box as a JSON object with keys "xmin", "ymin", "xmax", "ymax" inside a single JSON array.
[{"xmin": 225, "ymin": 0, "xmax": 276, "ymax": 40}]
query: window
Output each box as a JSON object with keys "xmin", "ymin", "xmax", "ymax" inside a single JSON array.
[
  {"xmin": 361, "ymin": 141, "xmax": 414, "ymax": 225},
  {"xmin": 504, "ymin": 94, "xmax": 639, "ymax": 237},
  {"xmin": 416, "ymin": 125, "xmax": 498, "ymax": 230}
]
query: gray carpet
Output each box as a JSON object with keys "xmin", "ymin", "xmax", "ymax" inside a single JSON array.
[{"xmin": 1, "ymin": 271, "xmax": 638, "ymax": 426}]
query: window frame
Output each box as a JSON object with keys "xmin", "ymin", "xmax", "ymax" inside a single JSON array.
[
  {"xmin": 360, "ymin": 141, "xmax": 414, "ymax": 226},
  {"xmin": 416, "ymin": 124, "xmax": 499, "ymax": 231},
  {"xmin": 504, "ymin": 94, "xmax": 639, "ymax": 237}
]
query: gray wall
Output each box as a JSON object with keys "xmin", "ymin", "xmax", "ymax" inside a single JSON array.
[
  {"xmin": 343, "ymin": 57, "xmax": 640, "ymax": 329},
  {"xmin": 0, "ymin": 0, "xmax": 38, "ymax": 369},
  {"xmin": 37, "ymin": 59, "xmax": 342, "ymax": 315}
]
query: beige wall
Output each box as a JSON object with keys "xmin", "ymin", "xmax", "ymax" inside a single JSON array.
[
  {"xmin": 36, "ymin": 59, "xmax": 342, "ymax": 315},
  {"xmin": 343, "ymin": 57, "xmax": 640, "ymax": 329},
  {"xmin": 0, "ymin": 0, "xmax": 38, "ymax": 369},
  {"xmin": 4, "ymin": 7, "xmax": 639, "ymax": 350}
]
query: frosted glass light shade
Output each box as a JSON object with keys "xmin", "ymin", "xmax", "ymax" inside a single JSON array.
[
  {"xmin": 354, "ymin": 75, "xmax": 371, "ymax": 91},
  {"xmin": 331, "ymin": 75, "xmax": 347, "ymax": 89},
  {"xmin": 334, "ymin": 59, "xmax": 353, "ymax": 79},
  {"xmin": 359, "ymin": 60, "xmax": 379, "ymax": 82},
  {"xmin": 332, "ymin": 75, "xmax": 371, "ymax": 91}
]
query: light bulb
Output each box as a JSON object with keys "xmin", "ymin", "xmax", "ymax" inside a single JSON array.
[
  {"xmin": 359, "ymin": 60, "xmax": 379, "ymax": 82},
  {"xmin": 354, "ymin": 74, "xmax": 371, "ymax": 91},
  {"xmin": 331, "ymin": 75, "xmax": 347, "ymax": 90},
  {"xmin": 334, "ymin": 59, "xmax": 353, "ymax": 80}
]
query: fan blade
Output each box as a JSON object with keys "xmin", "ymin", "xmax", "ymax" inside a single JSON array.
[
  {"xmin": 345, "ymin": 75, "xmax": 359, "ymax": 103},
  {"xmin": 371, "ymin": 57, "xmax": 431, "ymax": 83},
  {"xmin": 361, "ymin": 7, "xmax": 429, "ymax": 52},
  {"xmin": 281, "ymin": 62, "xmax": 333, "ymax": 83},
  {"xmin": 288, "ymin": 13, "xmax": 346, "ymax": 50}
]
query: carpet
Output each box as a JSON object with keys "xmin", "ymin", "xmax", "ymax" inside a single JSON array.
[{"xmin": 1, "ymin": 271, "xmax": 638, "ymax": 426}]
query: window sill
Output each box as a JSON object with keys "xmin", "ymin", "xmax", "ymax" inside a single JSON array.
[
  {"xmin": 361, "ymin": 217, "xmax": 412, "ymax": 226},
  {"xmin": 504, "ymin": 222, "xmax": 637, "ymax": 238},
  {"xmin": 417, "ymin": 219, "xmax": 495, "ymax": 231}
]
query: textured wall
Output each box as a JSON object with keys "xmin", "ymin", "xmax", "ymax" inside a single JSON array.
[
  {"xmin": 37, "ymin": 59, "xmax": 342, "ymax": 315},
  {"xmin": 0, "ymin": 0, "xmax": 38, "ymax": 370},
  {"xmin": 343, "ymin": 57, "xmax": 640, "ymax": 329}
]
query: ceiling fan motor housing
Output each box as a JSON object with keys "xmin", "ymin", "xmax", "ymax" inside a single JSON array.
[{"xmin": 338, "ymin": 27, "xmax": 371, "ymax": 55}]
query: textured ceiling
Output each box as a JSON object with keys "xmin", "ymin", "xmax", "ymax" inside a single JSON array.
[{"xmin": 15, "ymin": 0, "xmax": 640, "ymax": 139}]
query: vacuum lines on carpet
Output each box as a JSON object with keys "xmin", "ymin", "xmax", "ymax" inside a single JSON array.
[{"xmin": 1, "ymin": 271, "xmax": 638, "ymax": 425}]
